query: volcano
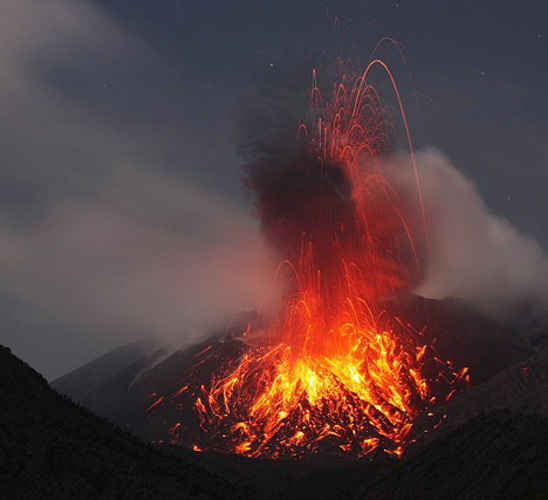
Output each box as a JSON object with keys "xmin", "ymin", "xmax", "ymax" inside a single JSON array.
[
  {"xmin": 3, "ymin": 332, "xmax": 547, "ymax": 499},
  {"xmin": 54, "ymin": 64, "xmax": 532, "ymax": 460},
  {"xmin": 52, "ymin": 296, "xmax": 532, "ymax": 458}
]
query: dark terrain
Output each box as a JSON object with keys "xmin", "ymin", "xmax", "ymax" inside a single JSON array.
[
  {"xmin": 4, "ymin": 296, "xmax": 548, "ymax": 498},
  {"xmin": 160, "ymin": 411, "xmax": 548, "ymax": 499},
  {"xmin": 0, "ymin": 345, "xmax": 245, "ymax": 500}
]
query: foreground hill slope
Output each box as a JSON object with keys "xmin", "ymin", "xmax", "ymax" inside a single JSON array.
[
  {"xmin": 0, "ymin": 345, "xmax": 246, "ymax": 500},
  {"xmin": 156, "ymin": 411, "xmax": 548, "ymax": 499},
  {"xmin": 359, "ymin": 411, "xmax": 548, "ymax": 499}
]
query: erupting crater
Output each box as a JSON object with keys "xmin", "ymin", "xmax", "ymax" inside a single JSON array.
[{"xmin": 146, "ymin": 61, "xmax": 469, "ymax": 459}]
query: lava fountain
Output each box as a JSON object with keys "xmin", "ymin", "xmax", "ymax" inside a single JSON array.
[{"xmin": 147, "ymin": 61, "xmax": 469, "ymax": 459}]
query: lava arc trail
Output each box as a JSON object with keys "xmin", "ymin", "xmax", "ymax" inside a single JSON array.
[{"xmin": 147, "ymin": 61, "xmax": 469, "ymax": 459}]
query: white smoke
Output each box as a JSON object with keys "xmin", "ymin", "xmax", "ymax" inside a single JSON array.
[
  {"xmin": 0, "ymin": 168, "xmax": 278, "ymax": 345},
  {"xmin": 383, "ymin": 147, "xmax": 548, "ymax": 318}
]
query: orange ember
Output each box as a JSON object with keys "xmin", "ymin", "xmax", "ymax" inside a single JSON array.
[{"xmin": 149, "ymin": 62, "xmax": 468, "ymax": 459}]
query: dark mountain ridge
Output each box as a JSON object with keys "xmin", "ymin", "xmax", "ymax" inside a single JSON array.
[{"xmin": 0, "ymin": 345, "xmax": 247, "ymax": 499}]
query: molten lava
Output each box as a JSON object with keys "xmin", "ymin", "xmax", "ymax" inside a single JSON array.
[{"xmin": 147, "ymin": 62, "xmax": 469, "ymax": 459}]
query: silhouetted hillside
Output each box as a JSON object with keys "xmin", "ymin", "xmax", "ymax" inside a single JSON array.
[
  {"xmin": 157, "ymin": 411, "xmax": 548, "ymax": 499},
  {"xmin": 0, "ymin": 345, "xmax": 247, "ymax": 499},
  {"xmin": 360, "ymin": 411, "xmax": 548, "ymax": 499}
]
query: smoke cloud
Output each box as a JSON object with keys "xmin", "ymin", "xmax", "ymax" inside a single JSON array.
[
  {"xmin": 0, "ymin": 0, "xmax": 277, "ymax": 378},
  {"xmin": 382, "ymin": 147, "xmax": 548, "ymax": 318},
  {"xmin": 0, "ymin": 172, "xmax": 275, "ymax": 344},
  {"xmin": 237, "ymin": 60, "xmax": 548, "ymax": 319}
]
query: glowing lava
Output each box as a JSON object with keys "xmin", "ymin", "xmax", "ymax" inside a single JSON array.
[{"xmin": 148, "ymin": 61, "xmax": 469, "ymax": 459}]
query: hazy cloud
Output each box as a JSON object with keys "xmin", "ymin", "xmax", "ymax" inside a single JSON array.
[
  {"xmin": 0, "ymin": 0, "xmax": 275, "ymax": 377},
  {"xmin": 383, "ymin": 148, "xmax": 548, "ymax": 318}
]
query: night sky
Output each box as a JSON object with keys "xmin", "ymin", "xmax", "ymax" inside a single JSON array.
[{"xmin": 1, "ymin": 0, "xmax": 547, "ymax": 379}]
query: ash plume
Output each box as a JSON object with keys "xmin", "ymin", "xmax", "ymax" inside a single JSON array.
[
  {"xmin": 382, "ymin": 147, "xmax": 548, "ymax": 319},
  {"xmin": 236, "ymin": 66, "xmax": 425, "ymax": 303},
  {"xmin": 237, "ymin": 67, "xmax": 548, "ymax": 320},
  {"xmin": 243, "ymin": 154, "xmax": 356, "ymax": 266}
]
